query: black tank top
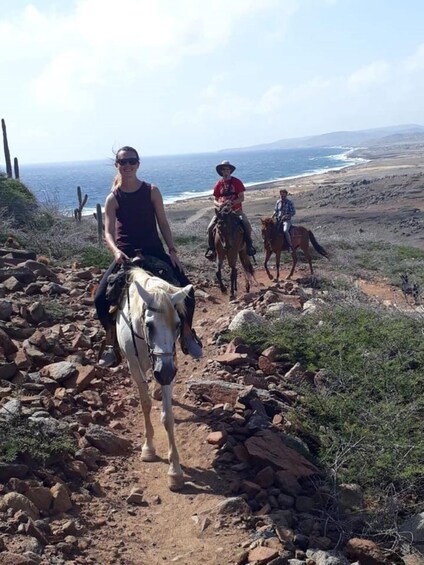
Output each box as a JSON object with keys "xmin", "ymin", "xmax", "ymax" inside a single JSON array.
[{"xmin": 115, "ymin": 182, "xmax": 164, "ymax": 257}]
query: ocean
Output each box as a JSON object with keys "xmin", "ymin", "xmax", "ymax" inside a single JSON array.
[{"xmin": 19, "ymin": 147, "xmax": 363, "ymax": 215}]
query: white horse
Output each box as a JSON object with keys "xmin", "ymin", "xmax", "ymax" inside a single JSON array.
[{"xmin": 116, "ymin": 266, "xmax": 192, "ymax": 491}]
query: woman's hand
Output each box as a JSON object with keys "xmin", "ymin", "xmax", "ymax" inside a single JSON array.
[
  {"xmin": 169, "ymin": 248, "xmax": 181, "ymax": 269},
  {"xmin": 114, "ymin": 250, "xmax": 129, "ymax": 264}
]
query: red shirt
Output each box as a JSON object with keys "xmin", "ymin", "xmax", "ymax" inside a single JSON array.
[{"xmin": 213, "ymin": 176, "xmax": 245, "ymax": 212}]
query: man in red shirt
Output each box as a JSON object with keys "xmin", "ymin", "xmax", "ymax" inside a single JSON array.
[{"xmin": 205, "ymin": 160, "xmax": 256, "ymax": 260}]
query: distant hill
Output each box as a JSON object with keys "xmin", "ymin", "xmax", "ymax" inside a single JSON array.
[{"xmin": 222, "ymin": 124, "xmax": 424, "ymax": 152}]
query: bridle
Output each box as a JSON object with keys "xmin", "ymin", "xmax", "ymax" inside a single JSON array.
[{"xmin": 123, "ymin": 283, "xmax": 178, "ymax": 366}]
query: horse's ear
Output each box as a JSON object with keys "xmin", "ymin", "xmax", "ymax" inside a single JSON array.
[
  {"xmin": 170, "ymin": 284, "xmax": 192, "ymax": 307},
  {"xmin": 134, "ymin": 281, "xmax": 154, "ymax": 308}
]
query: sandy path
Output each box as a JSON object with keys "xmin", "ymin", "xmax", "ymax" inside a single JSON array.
[{"xmin": 184, "ymin": 206, "xmax": 213, "ymax": 225}]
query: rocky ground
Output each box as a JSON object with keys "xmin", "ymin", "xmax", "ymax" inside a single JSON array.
[
  {"xmin": 0, "ymin": 245, "xmax": 423, "ymax": 565},
  {"xmin": 0, "ymin": 146, "xmax": 423, "ymax": 565}
]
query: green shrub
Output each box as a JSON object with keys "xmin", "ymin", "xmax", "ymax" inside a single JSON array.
[
  {"xmin": 173, "ymin": 234, "xmax": 204, "ymax": 247},
  {"xmin": 78, "ymin": 246, "xmax": 112, "ymax": 269},
  {"xmin": 42, "ymin": 298, "xmax": 72, "ymax": 322},
  {"xmin": 0, "ymin": 176, "xmax": 37, "ymax": 224},
  {"xmin": 230, "ymin": 304, "xmax": 424, "ymax": 516},
  {"xmin": 0, "ymin": 416, "xmax": 76, "ymax": 464},
  {"xmin": 330, "ymin": 239, "xmax": 424, "ymax": 283}
]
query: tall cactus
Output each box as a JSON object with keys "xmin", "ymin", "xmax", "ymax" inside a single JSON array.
[
  {"xmin": 95, "ymin": 203, "xmax": 103, "ymax": 246},
  {"xmin": 1, "ymin": 118, "xmax": 12, "ymax": 178},
  {"xmin": 74, "ymin": 185, "xmax": 88, "ymax": 221},
  {"xmin": 13, "ymin": 157, "xmax": 20, "ymax": 179}
]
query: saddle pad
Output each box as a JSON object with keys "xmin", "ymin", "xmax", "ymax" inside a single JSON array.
[
  {"xmin": 138, "ymin": 255, "xmax": 180, "ymax": 287},
  {"xmin": 105, "ymin": 255, "xmax": 180, "ymax": 308}
]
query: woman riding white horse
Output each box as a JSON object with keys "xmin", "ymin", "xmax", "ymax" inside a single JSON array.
[{"xmin": 94, "ymin": 145, "xmax": 202, "ymax": 367}]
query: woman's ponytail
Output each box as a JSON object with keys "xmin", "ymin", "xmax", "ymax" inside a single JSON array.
[{"xmin": 111, "ymin": 173, "xmax": 121, "ymax": 193}]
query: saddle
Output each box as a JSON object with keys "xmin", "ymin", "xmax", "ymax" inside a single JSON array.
[{"xmin": 105, "ymin": 255, "xmax": 180, "ymax": 309}]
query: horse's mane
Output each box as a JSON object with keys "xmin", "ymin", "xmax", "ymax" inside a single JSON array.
[
  {"xmin": 262, "ymin": 217, "xmax": 275, "ymax": 227},
  {"xmin": 129, "ymin": 267, "xmax": 187, "ymax": 319}
]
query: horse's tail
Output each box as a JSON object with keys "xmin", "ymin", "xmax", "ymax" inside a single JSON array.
[
  {"xmin": 240, "ymin": 253, "xmax": 256, "ymax": 281},
  {"xmin": 308, "ymin": 230, "xmax": 330, "ymax": 259}
]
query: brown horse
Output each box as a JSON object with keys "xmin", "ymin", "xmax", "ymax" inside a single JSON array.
[
  {"xmin": 214, "ymin": 202, "xmax": 255, "ymax": 300},
  {"xmin": 261, "ymin": 217, "xmax": 329, "ymax": 280}
]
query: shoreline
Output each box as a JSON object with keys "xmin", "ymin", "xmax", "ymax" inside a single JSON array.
[
  {"xmin": 75, "ymin": 145, "xmax": 424, "ymax": 219},
  {"xmin": 165, "ymin": 149, "xmax": 374, "ymax": 213}
]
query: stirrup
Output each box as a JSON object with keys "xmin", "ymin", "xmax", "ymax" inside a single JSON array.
[
  {"xmin": 97, "ymin": 326, "xmax": 122, "ymax": 368},
  {"xmin": 205, "ymin": 248, "xmax": 216, "ymax": 261},
  {"xmin": 98, "ymin": 345, "xmax": 119, "ymax": 368},
  {"xmin": 247, "ymin": 245, "xmax": 256, "ymax": 257}
]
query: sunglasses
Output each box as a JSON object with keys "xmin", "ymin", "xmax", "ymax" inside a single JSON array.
[{"xmin": 116, "ymin": 158, "xmax": 139, "ymax": 166}]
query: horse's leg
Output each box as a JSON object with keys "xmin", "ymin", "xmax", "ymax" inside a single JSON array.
[
  {"xmin": 230, "ymin": 266, "xmax": 238, "ymax": 300},
  {"xmin": 244, "ymin": 257, "xmax": 250, "ymax": 293},
  {"xmin": 127, "ymin": 357, "xmax": 156, "ymax": 461},
  {"xmin": 287, "ymin": 248, "xmax": 297, "ymax": 279},
  {"xmin": 275, "ymin": 249, "xmax": 281, "ymax": 281},
  {"xmin": 264, "ymin": 249, "xmax": 273, "ymax": 280},
  {"xmin": 161, "ymin": 384, "xmax": 184, "ymax": 491},
  {"xmin": 304, "ymin": 244, "xmax": 314, "ymax": 275}
]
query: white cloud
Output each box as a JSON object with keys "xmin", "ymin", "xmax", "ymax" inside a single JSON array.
[
  {"xmin": 257, "ymin": 85, "xmax": 286, "ymax": 114},
  {"xmin": 404, "ymin": 43, "xmax": 424, "ymax": 72},
  {"xmin": 347, "ymin": 61, "xmax": 390, "ymax": 91},
  {"xmin": 1, "ymin": 0, "xmax": 291, "ymax": 112}
]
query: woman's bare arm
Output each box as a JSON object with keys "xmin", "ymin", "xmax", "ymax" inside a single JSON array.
[{"xmin": 151, "ymin": 185, "xmax": 180, "ymax": 267}]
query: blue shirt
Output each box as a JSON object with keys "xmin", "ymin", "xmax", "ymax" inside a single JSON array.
[{"xmin": 274, "ymin": 198, "xmax": 296, "ymax": 220}]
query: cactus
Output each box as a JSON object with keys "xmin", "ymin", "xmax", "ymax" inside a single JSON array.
[
  {"xmin": 95, "ymin": 203, "xmax": 103, "ymax": 246},
  {"xmin": 1, "ymin": 118, "xmax": 12, "ymax": 178},
  {"xmin": 13, "ymin": 157, "xmax": 20, "ymax": 179},
  {"xmin": 74, "ymin": 185, "xmax": 88, "ymax": 221}
]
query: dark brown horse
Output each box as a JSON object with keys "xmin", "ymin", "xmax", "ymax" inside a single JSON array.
[
  {"xmin": 261, "ymin": 217, "xmax": 329, "ymax": 280},
  {"xmin": 214, "ymin": 202, "xmax": 255, "ymax": 300}
]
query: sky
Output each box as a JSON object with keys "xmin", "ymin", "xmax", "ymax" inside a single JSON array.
[{"xmin": 1, "ymin": 0, "xmax": 424, "ymax": 164}]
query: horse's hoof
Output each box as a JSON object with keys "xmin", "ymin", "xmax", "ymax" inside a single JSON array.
[
  {"xmin": 141, "ymin": 447, "xmax": 157, "ymax": 462},
  {"xmin": 168, "ymin": 473, "xmax": 184, "ymax": 491}
]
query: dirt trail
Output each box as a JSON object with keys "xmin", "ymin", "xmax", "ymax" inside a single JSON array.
[
  {"xmin": 79, "ymin": 266, "xmax": 407, "ymax": 565},
  {"xmin": 79, "ymin": 281, "xmax": 245, "ymax": 565}
]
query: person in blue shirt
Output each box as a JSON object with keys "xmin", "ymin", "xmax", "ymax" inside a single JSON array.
[{"xmin": 272, "ymin": 189, "xmax": 296, "ymax": 251}]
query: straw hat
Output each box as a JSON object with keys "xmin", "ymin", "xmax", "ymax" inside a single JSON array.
[{"xmin": 216, "ymin": 160, "xmax": 236, "ymax": 176}]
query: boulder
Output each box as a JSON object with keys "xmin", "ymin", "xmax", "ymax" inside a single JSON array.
[
  {"xmin": 244, "ymin": 429, "xmax": 320, "ymax": 477},
  {"xmin": 85, "ymin": 424, "xmax": 132, "ymax": 455},
  {"xmin": 228, "ymin": 309, "xmax": 265, "ymax": 331},
  {"xmin": 0, "ymin": 492, "xmax": 40, "ymax": 520}
]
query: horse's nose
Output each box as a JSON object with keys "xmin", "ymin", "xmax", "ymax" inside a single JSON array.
[{"xmin": 153, "ymin": 358, "xmax": 176, "ymax": 386}]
